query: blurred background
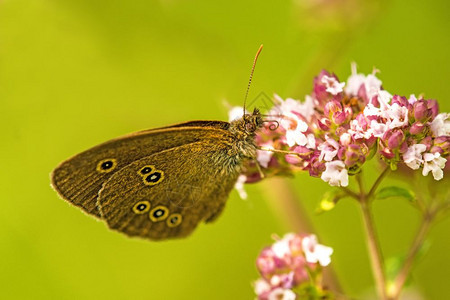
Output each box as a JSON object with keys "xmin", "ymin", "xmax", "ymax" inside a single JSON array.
[{"xmin": 1, "ymin": 0, "xmax": 449, "ymax": 299}]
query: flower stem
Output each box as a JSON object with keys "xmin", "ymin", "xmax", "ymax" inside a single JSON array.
[
  {"xmin": 360, "ymin": 197, "xmax": 387, "ymax": 300},
  {"xmin": 358, "ymin": 168, "xmax": 390, "ymax": 300},
  {"xmin": 387, "ymin": 211, "xmax": 434, "ymax": 300},
  {"xmin": 367, "ymin": 167, "xmax": 390, "ymax": 200}
]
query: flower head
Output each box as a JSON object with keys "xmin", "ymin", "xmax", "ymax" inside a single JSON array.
[
  {"xmin": 232, "ymin": 64, "xmax": 448, "ymax": 190},
  {"xmin": 254, "ymin": 233, "xmax": 333, "ymax": 299}
]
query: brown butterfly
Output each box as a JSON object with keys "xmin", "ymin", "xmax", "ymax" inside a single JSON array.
[{"xmin": 51, "ymin": 46, "xmax": 272, "ymax": 240}]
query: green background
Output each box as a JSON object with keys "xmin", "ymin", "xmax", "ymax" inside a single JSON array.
[{"xmin": 1, "ymin": 0, "xmax": 449, "ymax": 299}]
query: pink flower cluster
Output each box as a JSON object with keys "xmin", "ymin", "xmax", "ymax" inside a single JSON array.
[
  {"xmin": 254, "ymin": 233, "xmax": 333, "ymax": 299},
  {"xmin": 237, "ymin": 64, "xmax": 449, "ymax": 187}
]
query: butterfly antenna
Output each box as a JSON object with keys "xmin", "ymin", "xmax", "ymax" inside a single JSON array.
[{"xmin": 243, "ymin": 44, "xmax": 263, "ymax": 116}]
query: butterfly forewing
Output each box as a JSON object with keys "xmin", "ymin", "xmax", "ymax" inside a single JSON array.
[
  {"xmin": 97, "ymin": 141, "xmax": 240, "ymax": 240},
  {"xmin": 51, "ymin": 121, "xmax": 230, "ymax": 218}
]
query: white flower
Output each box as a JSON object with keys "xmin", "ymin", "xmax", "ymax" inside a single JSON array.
[
  {"xmin": 339, "ymin": 132, "xmax": 352, "ymax": 146},
  {"xmin": 387, "ymin": 103, "xmax": 409, "ymax": 129},
  {"xmin": 300, "ymin": 95, "xmax": 316, "ymax": 122},
  {"xmin": 273, "ymin": 95, "xmax": 304, "ymax": 116},
  {"xmin": 408, "ymin": 94, "xmax": 418, "ymax": 105},
  {"xmin": 370, "ymin": 120, "xmax": 388, "ymax": 138},
  {"xmin": 282, "ymin": 116, "xmax": 309, "ymax": 147},
  {"xmin": 234, "ymin": 175, "xmax": 248, "ymax": 199},
  {"xmin": 321, "ymin": 75, "xmax": 345, "ymax": 95},
  {"xmin": 403, "ymin": 144, "xmax": 427, "ymax": 170},
  {"xmin": 268, "ymin": 288, "xmax": 296, "ymax": 300},
  {"xmin": 272, "ymin": 234, "xmax": 295, "ymax": 258},
  {"xmin": 273, "ymin": 94, "xmax": 316, "ymax": 122},
  {"xmin": 363, "ymin": 103, "xmax": 382, "ymax": 118},
  {"xmin": 254, "ymin": 278, "xmax": 271, "ymax": 296},
  {"xmin": 423, "ymin": 152, "xmax": 446, "ymax": 180},
  {"xmin": 306, "ymin": 133, "xmax": 316, "ymax": 149},
  {"xmin": 228, "ymin": 106, "xmax": 245, "ymax": 121},
  {"xmin": 345, "ymin": 63, "xmax": 383, "ymax": 100},
  {"xmin": 257, "ymin": 141, "xmax": 274, "ymax": 168},
  {"xmin": 318, "ymin": 138, "xmax": 340, "ymax": 162},
  {"xmin": 321, "ymin": 160, "xmax": 349, "ymax": 187},
  {"xmin": 301, "ymin": 234, "xmax": 333, "ymax": 267},
  {"xmin": 349, "ymin": 118, "xmax": 373, "ymax": 139},
  {"xmin": 377, "ymin": 90, "xmax": 393, "ymax": 110},
  {"xmin": 430, "ymin": 113, "xmax": 450, "ymax": 137}
]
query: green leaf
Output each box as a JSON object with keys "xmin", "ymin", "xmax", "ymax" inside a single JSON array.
[{"xmin": 376, "ymin": 186, "xmax": 415, "ymax": 202}]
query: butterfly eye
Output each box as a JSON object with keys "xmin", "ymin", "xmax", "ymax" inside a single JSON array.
[
  {"xmin": 132, "ymin": 200, "xmax": 151, "ymax": 214},
  {"xmin": 143, "ymin": 171, "xmax": 165, "ymax": 186},
  {"xmin": 96, "ymin": 158, "xmax": 117, "ymax": 173},
  {"xmin": 138, "ymin": 165, "xmax": 155, "ymax": 176},
  {"xmin": 246, "ymin": 122, "xmax": 256, "ymax": 132},
  {"xmin": 149, "ymin": 205, "xmax": 169, "ymax": 222},
  {"xmin": 166, "ymin": 213, "xmax": 182, "ymax": 227}
]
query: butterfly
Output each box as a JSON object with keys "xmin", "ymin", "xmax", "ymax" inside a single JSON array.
[{"xmin": 51, "ymin": 46, "xmax": 273, "ymax": 241}]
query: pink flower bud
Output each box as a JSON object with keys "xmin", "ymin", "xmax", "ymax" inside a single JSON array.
[
  {"xmin": 420, "ymin": 136, "xmax": 433, "ymax": 151},
  {"xmin": 413, "ymin": 100, "xmax": 431, "ymax": 122},
  {"xmin": 317, "ymin": 117, "xmax": 331, "ymax": 131},
  {"xmin": 346, "ymin": 144, "xmax": 366, "ymax": 167},
  {"xmin": 380, "ymin": 147, "xmax": 395, "ymax": 159},
  {"xmin": 433, "ymin": 136, "xmax": 450, "ymax": 155},
  {"xmin": 333, "ymin": 111, "xmax": 347, "ymax": 125},
  {"xmin": 427, "ymin": 99, "xmax": 439, "ymax": 119},
  {"xmin": 313, "ymin": 70, "xmax": 334, "ymax": 105},
  {"xmin": 410, "ymin": 122, "xmax": 426, "ymax": 135},
  {"xmin": 387, "ymin": 130, "xmax": 405, "ymax": 149},
  {"xmin": 324, "ymin": 100, "xmax": 342, "ymax": 117},
  {"xmin": 392, "ymin": 95, "xmax": 409, "ymax": 108}
]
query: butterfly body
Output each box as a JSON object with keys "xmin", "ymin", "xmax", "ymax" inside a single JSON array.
[{"xmin": 51, "ymin": 109, "xmax": 263, "ymax": 240}]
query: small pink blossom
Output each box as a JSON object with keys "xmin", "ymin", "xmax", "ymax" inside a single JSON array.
[
  {"xmin": 318, "ymin": 138, "xmax": 340, "ymax": 162},
  {"xmin": 258, "ymin": 141, "xmax": 274, "ymax": 168},
  {"xmin": 254, "ymin": 278, "xmax": 272, "ymax": 296},
  {"xmin": 387, "ymin": 103, "xmax": 409, "ymax": 129},
  {"xmin": 254, "ymin": 233, "xmax": 333, "ymax": 299},
  {"xmin": 321, "ymin": 160, "xmax": 349, "ymax": 186},
  {"xmin": 321, "ymin": 75, "xmax": 345, "ymax": 95}
]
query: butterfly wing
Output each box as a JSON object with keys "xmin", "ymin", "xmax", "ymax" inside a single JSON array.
[
  {"xmin": 97, "ymin": 140, "xmax": 240, "ymax": 240},
  {"xmin": 51, "ymin": 121, "xmax": 230, "ymax": 218}
]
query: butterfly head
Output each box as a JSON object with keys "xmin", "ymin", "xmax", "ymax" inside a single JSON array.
[{"xmin": 242, "ymin": 108, "xmax": 264, "ymax": 133}]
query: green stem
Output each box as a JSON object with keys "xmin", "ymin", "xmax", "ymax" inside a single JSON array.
[
  {"xmin": 367, "ymin": 167, "xmax": 390, "ymax": 200},
  {"xmin": 358, "ymin": 168, "xmax": 390, "ymax": 300},
  {"xmin": 360, "ymin": 197, "xmax": 387, "ymax": 300}
]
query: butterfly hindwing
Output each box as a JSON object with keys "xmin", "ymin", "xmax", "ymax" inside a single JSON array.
[
  {"xmin": 97, "ymin": 141, "xmax": 240, "ymax": 240},
  {"xmin": 51, "ymin": 121, "xmax": 230, "ymax": 218}
]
